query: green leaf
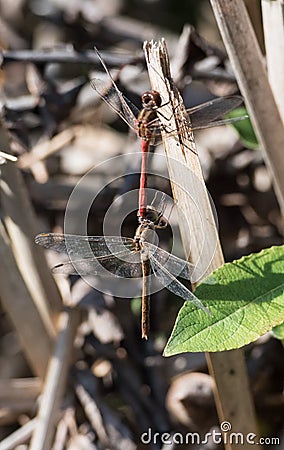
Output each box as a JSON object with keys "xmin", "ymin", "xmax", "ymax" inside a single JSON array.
[
  {"xmin": 228, "ymin": 107, "xmax": 259, "ymax": 149},
  {"xmin": 164, "ymin": 246, "xmax": 284, "ymax": 355},
  {"xmin": 272, "ymin": 322, "xmax": 284, "ymax": 340}
]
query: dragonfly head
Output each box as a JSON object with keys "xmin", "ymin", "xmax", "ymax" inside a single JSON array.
[
  {"xmin": 141, "ymin": 91, "xmax": 162, "ymax": 110},
  {"xmin": 138, "ymin": 205, "xmax": 168, "ymax": 229}
]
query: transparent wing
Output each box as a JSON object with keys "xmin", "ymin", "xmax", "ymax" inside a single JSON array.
[
  {"xmin": 144, "ymin": 242, "xmax": 200, "ymax": 280},
  {"xmin": 149, "ymin": 253, "xmax": 209, "ymax": 313},
  {"xmin": 188, "ymin": 95, "xmax": 244, "ymax": 130},
  {"xmin": 35, "ymin": 233, "xmax": 142, "ymax": 277},
  {"xmin": 145, "ymin": 95, "xmax": 246, "ymax": 138},
  {"xmin": 90, "ymin": 47, "xmax": 139, "ymax": 130},
  {"xmin": 90, "ymin": 79, "xmax": 139, "ymax": 131},
  {"xmin": 52, "ymin": 250, "xmax": 142, "ymax": 277},
  {"xmin": 92, "ymin": 49, "xmax": 244, "ymax": 135},
  {"xmin": 35, "ymin": 233, "xmax": 135, "ymax": 257}
]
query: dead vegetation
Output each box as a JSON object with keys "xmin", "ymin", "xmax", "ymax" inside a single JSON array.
[{"xmin": 0, "ymin": 1, "xmax": 283, "ymax": 448}]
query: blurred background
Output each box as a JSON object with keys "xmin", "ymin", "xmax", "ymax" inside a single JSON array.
[{"xmin": 0, "ymin": 0, "xmax": 283, "ymax": 448}]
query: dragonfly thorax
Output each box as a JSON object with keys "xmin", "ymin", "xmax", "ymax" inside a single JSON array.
[
  {"xmin": 136, "ymin": 91, "xmax": 162, "ymax": 141},
  {"xmin": 135, "ymin": 206, "xmax": 166, "ymax": 251},
  {"xmin": 136, "ymin": 110, "xmax": 158, "ymax": 141},
  {"xmin": 135, "ymin": 223, "xmax": 159, "ymax": 253}
]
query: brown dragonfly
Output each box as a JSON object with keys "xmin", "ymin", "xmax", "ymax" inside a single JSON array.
[
  {"xmin": 91, "ymin": 48, "xmax": 246, "ymax": 219},
  {"xmin": 35, "ymin": 205, "xmax": 209, "ymax": 339}
]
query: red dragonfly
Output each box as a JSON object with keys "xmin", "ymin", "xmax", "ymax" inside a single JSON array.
[
  {"xmin": 35, "ymin": 200, "xmax": 209, "ymax": 339},
  {"xmin": 91, "ymin": 48, "xmax": 246, "ymax": 219}
]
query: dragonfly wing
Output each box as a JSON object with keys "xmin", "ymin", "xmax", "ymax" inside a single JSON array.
[
  {"xmin": 90, "ymin": 48, "xmax": 139, "ymax": 130},
  {"xmin": 190, "ymin": 115, "xmax": 248, "ymax": 130},
  {"xmin": 90, "ymin": 79, "xmax": 139, "ymax": 131},
  {"xmin": 51, "ymin": 258, "xmax": 108, "ymax": 276},
  {"xmin": 35, "ymin": 233, "xmax": 135, "ymax": 258},
  {"xmin": 35, "ymin": 233, "xmax": 142, "ymax": 277},
  {"xmin": 52, "ymin": 248, "xmax": 142, "ymax": 277},
  {"xmin": 188, "ymin": 95, "xmax": 244, "ymax": 130},
  {"xmin": 150, "ymin": 95, "xmax": 246, "ymax": 140},
  {"xmin": 149, "ymin": 253, "xmax": 209, "ymax": 313},
  {"xmin": 144, "ymin": 242, "xmax": 201, "ymax": 280}
]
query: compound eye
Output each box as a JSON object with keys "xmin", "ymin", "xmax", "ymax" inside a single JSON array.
[
  {"xmin": 142, "ymin": 92, "xmax": 153, "ymax": 105},
  {"xmin": 152, "ymin": 91, "xmax": 162, "ymax": 107}
]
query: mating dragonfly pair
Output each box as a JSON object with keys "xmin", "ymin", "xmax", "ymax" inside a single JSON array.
[{"xmin": 36, "ymin": 48, "xmax": 246, "ymax": 338}]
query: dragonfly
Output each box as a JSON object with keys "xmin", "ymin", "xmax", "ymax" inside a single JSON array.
[
  {"xmin": 91, "ymin": 47, "xmax": 246, "ymax": 219},
  {"xmin": 35, "ymin": 204, "xmax": 209, "ymax": 339}
]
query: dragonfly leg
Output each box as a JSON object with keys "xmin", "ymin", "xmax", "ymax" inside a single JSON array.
[{"xmin": 156, "ymin": 108, "xmax": 173, "ymax": 122}]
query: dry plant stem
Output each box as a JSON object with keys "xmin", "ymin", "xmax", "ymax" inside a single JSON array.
[
  {"xmin": 244, "ymin": 0, "xmax": 265, "ymax": 53},
  {"xmin": 53, "ymin": 407, "xmax": 77, "ymax": 450},
  {"xmin": 1, "ymin": 48, "xmax": 137, "ymax": 67},
  {"xmin": 144, "ymin": 40, "xmax": 259, "ymax": 449},
  {"xmin": 29, "ymin": 309, "xmax": 80, "ymax": 450},
  {"xmin": 0, "ymin": 135, "xmax": 62, "ymax": 325},
  {"xmin": 210, "ymin": 0, "xmax": 284, "ymax": 217},
  {"xmin": 261, "ymin": 0, "xmax": 284, "ymax": 120},
  {"xmin": 0, "ymin": 222, "xmax": 53, "ymax": 379},
  {"xmin": 1, "ymin": 163, "xmax": 58, "ymax": 337},
  {"xmin": 0, "ymin": 381, "xmax": 40, "ymax": 425},
  {"xmin": 75, "ymin": 384, "xmax": 109, "ymax": 446},
  {"xmin": 0, "ymin": 378, "xmax": 41, "ymax": 402},
  {"xmin": 0, "ymin": 418, "xmax": 37, "ymax": 450},
  {"xmin": 18, "ymin": 128, "xmax": 77, "ymax": 170}
]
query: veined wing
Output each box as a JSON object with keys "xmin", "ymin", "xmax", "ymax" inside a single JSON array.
[
  {"xmin": 144, "ymin": 242, "xmax": 200, "ymax": 281},
  {"xmin": 142, "ymin": 95, "xmax": 246, "ymax": 139},
  {"xmin": 90, "ymin": 47, "xmax": 139, "ymax": 131},
  {"xmin": 149, "ymin": 253, "xmax": 209, "ymax": 313},
  {"xmin": 35, "ymin": 233, "xmax": 142, "ymax": 277},
  {"xmin": 90, "ymin": 80, "xmax": 139, "ymax": 131},
  {"xmin": 188, "ymin": 95, "xmax": 245, "ymax": 130},
  {"xmin": 35, "ymin": 233, "xmax": 135, "ymax": 257},
  {"xmin": 52, "ymin": 251, "xmax": 142, "ymax": 277}
]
